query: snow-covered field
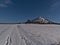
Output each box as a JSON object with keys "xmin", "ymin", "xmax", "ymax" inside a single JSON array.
[{"xmin": 0, "ymin": 24, "xmax": 60, "ymax": 45}]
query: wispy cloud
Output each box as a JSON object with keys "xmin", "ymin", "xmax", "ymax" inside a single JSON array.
[
  {"xmin": 51, "ymin": 1, "xmax": 60, "ymax": 8},
  {"xmin": 49, "ymin": 0, "xmax": 60, "ymax": 11},
  {"xmin": 0, "ymin": 0, "xmax": 13, "ymax": 7},
  {"xmin": 5, "ymin": 0, "xmax": 13, "ymax": 4},
  {"xmin": 0, "ymin": 4, "xmax": 7, "ymax": 7}
]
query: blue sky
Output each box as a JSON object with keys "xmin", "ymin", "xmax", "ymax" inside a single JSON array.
[{"xmin": 0, "ymin": 0, "xmax": 60, "ymax": 23}]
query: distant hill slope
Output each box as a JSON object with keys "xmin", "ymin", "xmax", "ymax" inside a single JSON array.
[{"xmin": 25, "ymin": 17, "xmax": 56, "ymax": 24}]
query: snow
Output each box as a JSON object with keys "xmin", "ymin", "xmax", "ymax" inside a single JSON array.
[
  {"xmin": 32, "ymin": 17, "xmax": 49, "ymax": 23},
  {"xmin": 0, "ymin": 24, "xmax": 60, "ymax": 45}
]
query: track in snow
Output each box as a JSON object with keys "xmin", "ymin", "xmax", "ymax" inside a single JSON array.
[{"xmin": 0, "ymin": 24, "xmax": 60, "ymax": 45}]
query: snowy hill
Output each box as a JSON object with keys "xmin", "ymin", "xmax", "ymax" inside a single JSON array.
[
  {"xmin": 25, "ymin": 17, "xmax": 55, "ymax": 24},
  {"xmin": 0, "ymin": 24, "xmax": 60, "ymax": 45},
  {"xmin": 32, "ymin": 17, "xmax": 50, "ymax": 23}
]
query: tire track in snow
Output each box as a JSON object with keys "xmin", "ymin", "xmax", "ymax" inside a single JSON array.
[
  {"xmin": 17, "ymin": 25, "xmax": 43, "ymax": 45},
  {"xmin": 0, "ymin": 25, "xmax": 14, "ymax": 45},
  {"xmin": 5, "ymin": 36, "xmax": 12, "ymax": 45},
  {"xmin": 8, "ymin": 25, "xmax": 24, "ymax": 45},
  {"xmin": 4, "ymin": 25, "xmax": 18, "ymax": 45}
]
